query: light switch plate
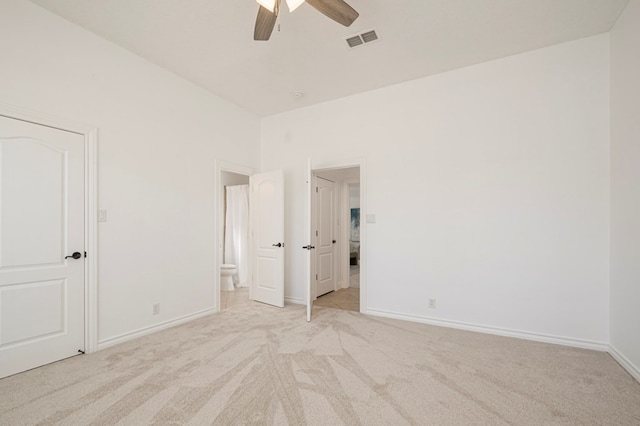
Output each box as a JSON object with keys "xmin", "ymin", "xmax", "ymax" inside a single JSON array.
[
  {"xmin": 366, "ymin": 214, "xmax": 376, "ymax": 223},
  {"xmin": 98, "ymin": 209, "xmax": 107, "ymax": 222}
]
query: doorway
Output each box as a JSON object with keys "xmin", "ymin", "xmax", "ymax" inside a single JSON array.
[
  {"xmin": 347, "ymin": 182, "xmax": 360, "ymax": 290},
  {"xmin": 216, "ymin": 162, "xmax": 286, "ymax": 312},
  {"xmin": 217, "ymin": 164, "xmax": 252, "ymax": 311},
  {"xmin": 311, "ymin": 166, "xmax": 361, "ymax": 313}
]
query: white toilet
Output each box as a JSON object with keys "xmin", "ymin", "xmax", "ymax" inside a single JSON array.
[{"xmin": 220, "ymin": 264, "xmax": 237, "ymax": 291}]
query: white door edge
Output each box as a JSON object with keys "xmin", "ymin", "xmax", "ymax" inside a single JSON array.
[
  {"xmin": 214, "ymin": 160, "xmax": 256, "ymax": 312},
  {"xmin": 306, "ymin": 158, "xmax": 312, "ymax": 321},
  {"xmin": 0, "ymin": 102, "xmax": 98, "ymax": 354},
  {"xmin": 311, "ymin": 159, "xmax": 367, "ymax": 314}
]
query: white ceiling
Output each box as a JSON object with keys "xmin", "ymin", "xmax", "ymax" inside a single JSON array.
[{"xmin": 31, "ymin": 0, "xmax": 629, "ymax": 117}]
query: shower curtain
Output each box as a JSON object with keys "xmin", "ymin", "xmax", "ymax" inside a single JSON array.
[{"xmin": 224, "ymin": 185, "xmax": 249, "ymax": 287}]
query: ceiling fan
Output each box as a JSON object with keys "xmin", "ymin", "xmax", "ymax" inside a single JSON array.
[{"xmin": 254, "ymin": 0, "xmax": 359, "ymax": 40}]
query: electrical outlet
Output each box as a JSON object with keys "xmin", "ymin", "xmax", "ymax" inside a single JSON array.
[
  {"xmin": 153, "ymin": 303, "xmax": 160, "ymax": 315},
  {"xmin": 428, "ymin": 298, "xmax": 436, "ymax": 309}
]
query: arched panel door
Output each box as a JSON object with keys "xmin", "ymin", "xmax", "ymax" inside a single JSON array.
[{"xmin": 0, "ymin": 115, "xmax": 85, "ymax": 379}]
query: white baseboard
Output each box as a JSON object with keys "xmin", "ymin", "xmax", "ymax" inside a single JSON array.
[
  {"xmin": 366, "ymin": 308, "xmax": 609, "ymax": 352},
  {"xmin": 608, "ymin": 344, "xmax": 640, "ymax": 383},
  {"xmin": 97, "ymin": 307, "xmax": 218, "ymax": 351},
  {"xmin": 285, "ymin": 296, "xmax": 304, "ymax": 305}
]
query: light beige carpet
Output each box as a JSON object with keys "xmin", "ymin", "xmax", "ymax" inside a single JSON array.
[{"xmin": 1, "ymin": 302, "xmax": 639, "ymax": 425}]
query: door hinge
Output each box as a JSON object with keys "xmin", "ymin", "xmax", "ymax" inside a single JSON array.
[
  {"xmin": 84, "ymin": 251, "xmax": 87, "ymax": 258},
  {"xmin": 315, "ymin": 274, "xmax": 318, "ymax": 280},
  {"xmin": 316, "ymin": 230, "xmax": 318, "ymax": 236},
  {"xmin": 316, "ymin": 186, "xmax": 318, "ymax": 192}
]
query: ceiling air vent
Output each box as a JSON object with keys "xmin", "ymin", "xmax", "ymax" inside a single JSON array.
[
  {"xmin": 345, "ymin": 29, "xmax": 380, "ymax": 49},
  {"xmin": 361, "ymin": 30, "xmax": 378, "ymax": 43},
  {"xmin": 346, "ymin": 35, "xmax": 364, "ymax": 48}
]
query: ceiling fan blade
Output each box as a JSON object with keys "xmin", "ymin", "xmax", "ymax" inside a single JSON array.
[
  {"xmin": 306, "ymin": 0, "xmax": 359, "ymax": 27},
  {"xmin": 254, "ymin": 3, "xmax": 279, "ymax": 40}
]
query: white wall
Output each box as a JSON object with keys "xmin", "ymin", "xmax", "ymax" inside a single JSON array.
[
  {"xmin": 0, "ymin": 1, "xmax": 261, "ymax": 344},
  {"xmin": 262, "ymin": 35, "xmax": 610, "ymax": 346},
  {"xmin": 349, "ymin": 185, "xmax": 360, "ymax": 209},
  {"xmin": 0, "ymin": 0, "xmax": 618, "ymax": 355},
  {"xmin": 610, "ymin": 0, "xmax": 640, "ymax": 378}
]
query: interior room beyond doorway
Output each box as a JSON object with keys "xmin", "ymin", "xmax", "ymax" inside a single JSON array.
[
  {"xmin": 220, "ymin": 170, "xmax": 250, "ymax": 310},
  {"xmin": 312, "ymin": 166, "xmax": 361, "ymax": 313}
]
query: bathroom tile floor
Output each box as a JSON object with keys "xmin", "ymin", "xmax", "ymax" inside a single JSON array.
[
  {"xmin": 349, "ymin": 265, "xmax": 360, "ymax": 288},
  {"xmin": 314, "ymin": 287, "xmax": 360, "ymax": 312},
  {"xmin": 221, "ymin": 287, "xmax": 250, "ymax": 310},
  {"xmin": 222, "ymin": 284, "xmax": 360, "ymax": 312}
]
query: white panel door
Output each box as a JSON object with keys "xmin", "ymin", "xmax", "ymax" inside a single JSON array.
[
  {"xmin": 250, "ymin": 170, "xmax": 284, "ymax": 308},
  {"xmin": 305, "ymin": 159, "xmax": 313, "ymax": 321},
  {"xmin": 315, "ymin": 177, "xmax": 335, "ymax": 297},
  {"xmin": 0, "ymin": 115, "xmax": 85, "ymax": 379}
]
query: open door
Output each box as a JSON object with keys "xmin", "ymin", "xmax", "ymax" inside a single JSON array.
[
  {"xmin": 304, "ymin": 159, "xmax": 313, "ymax": 321},
  {"xmin": 315, "ymin": 177, "xmax": 336, "ymax": 297},
  {"xmin": 250, "ymin": 170, "xmax": 285, "ymax": 308}
]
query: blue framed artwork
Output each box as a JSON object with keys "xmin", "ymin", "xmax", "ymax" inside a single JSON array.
[{"xmin": 350, "ymin": 208, "xmax": 360, "ymax": 242}]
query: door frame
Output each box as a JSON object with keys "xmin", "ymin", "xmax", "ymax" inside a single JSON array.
[
  {"xmin": 342, "ymin": 178, "xmax": 360, "ymax": 290},
  {"xmin": 311, "ymin": 158, "xmax": 367, "ymax": 314},
  {"xmin": 214, "ymin": 160, "xmax": 256, "ymax": 312},
  {"xmin": 0, "ymin": 102, "xmax": 99, "ymax": 354}
]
